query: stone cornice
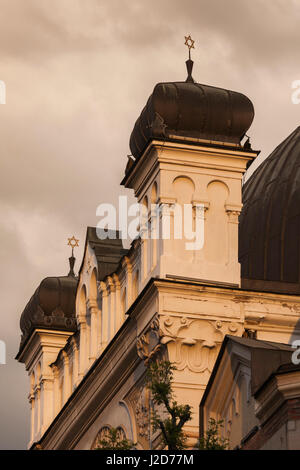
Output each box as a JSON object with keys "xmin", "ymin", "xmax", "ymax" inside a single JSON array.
[
  {"xmin": 16, "ymin": 329, "xmax": 74, "ymax": 371},
  {"xmin": 255, "ymin": 371, "xmax": 300, "ymax": 425},
  {"xmin": 122, "ymin": 140, "xmax": 258, "ymax": 193}
]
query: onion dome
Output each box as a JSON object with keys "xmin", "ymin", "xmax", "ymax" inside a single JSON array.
[
  {"xmin": 18, "ymin": 259, "xmax": 78, "ymax": 352},
  {"xmin": 239, "ymin": 127, "xmax": 300, "ymax": 294},
  {"xmin": 129, "ymin": 60, "xmax": 254, "ymax": 160}
]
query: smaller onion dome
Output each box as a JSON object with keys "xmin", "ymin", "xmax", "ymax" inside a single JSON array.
[
  {"xmin": 19, "ymin": 274, "xmax": 78, "ymax": 350},
  {"xmin": 129, "ymin": 65, "xmax": 254, "ymax": 160}
]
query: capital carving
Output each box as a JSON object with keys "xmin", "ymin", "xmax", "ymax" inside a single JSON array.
[
  {"xmin": 106, "ymin": 276, "xmax": 115, "ymax": 292},
  {"xmin": 113, "ymin": 273, "xmax": 120, "ymax": 289},
  {"xmin": 137, "ymin": 315, "xmax": 241, "ymax": 373},
  {"xmin": 159, "ymin": 316, "xmax": 225, "ymax": 373},
  {"xmin": 122, "ymin": 256, "xmax": 133, "ymax": 274},
  {"xmin": 62, "ymin": 350, "xmax": 69, "ymax": 365},
  {"xmin": 98, "ymin": 281, "xmax": 108, "ymax": 296},
  {"xmin": 87, "ymin": 299, "xmax": 98, "ymax": 311},
  {"xmin": 136, "ymin": 317, "xmax": 163, "ymax": 364},
  {"xmin": 225, "ymin": 204, "xmax": 242, "ymax": 223}
]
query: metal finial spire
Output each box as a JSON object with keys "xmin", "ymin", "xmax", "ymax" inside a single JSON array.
[
  {"xmin": 67, "ymin": 236, "xmax": 79, "ymax": 277},
  {"xmin": 184, "ymin": 35, "xmax": 195, "ymax": 83},
  {"xmin": 184, "ymin": 35, "xmax": 195, "ymax": 60}
]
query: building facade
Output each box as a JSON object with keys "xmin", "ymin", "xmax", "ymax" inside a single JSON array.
[
  {"xmin": 200, "ymin": 336, "xmax": 300, "ymax": 450},
  {"xmin": 16, "ymin": 59, "xmax": 300, "ymax": 449}
]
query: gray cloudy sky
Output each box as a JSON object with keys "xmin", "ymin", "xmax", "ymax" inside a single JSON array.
[{"xmin": 0, "ymin": 0, "xmax": 299, "ymax": 449}]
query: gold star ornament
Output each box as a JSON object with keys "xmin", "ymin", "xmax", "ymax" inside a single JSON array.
[
  {"xmin": 184, "ymin": 35, "xmax": 195, "ymax": 52},
  {"xmin": 67, "ymin": 236, "xmax": 79, "ymax": 249},
  {"xmin": 184, "ymin": 35, "xmax": 195, "ymax": 82}
]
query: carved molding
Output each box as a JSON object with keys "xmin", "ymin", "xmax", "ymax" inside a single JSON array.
[
  {"xmin": 135, "ymin": 386, "xmax": 150, "ymax": 439},
  {"xmin": 124, "ymin": 380, "xmax": 150, "ymax": 449},
  {"xmin": 136, "ymin": 314, "xmax": 242, "ymax": 373},
  {"xmin": 159, "ymin": 315, "xmax": 240, "ymax": 373},
  {"xmin": 84, "ymin": 254, "xmax": 93, "ymax": 275},
  {"xmin": 225, "ymin": 205, "xmax": 241, "ymax": 224}
]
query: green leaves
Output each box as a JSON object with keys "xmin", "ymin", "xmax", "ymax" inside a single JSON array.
[
  {"xmin": 198, "ymin": 418, "xmax": 229, "ymax": 450},
  {"xmin": 94, "ymin": 427, "xmax": 136, "ymax": 450},
  {"xmin": 146, "ymin": 360, "xmax": 192, "ymax": 450}
]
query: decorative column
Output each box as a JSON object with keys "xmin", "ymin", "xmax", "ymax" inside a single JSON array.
[
  {"xmin": 52, "ymin": 365, "xmax": 60, "ymax": 416},
  {"xmin": 150, "ymin": 205, "xmax": 159, "ymax": 270},
  {"xmin": 113, "ymin": 274, "xmax": 122, "ymax": 331},
  {"xmin": 158, "ymin": 201, "xmax": 176, "ymax": 277},
  {"xmin": 78, "ymin": 314, "xmax": 87, "ymax": 378},
  {"xmin": 87, "ymin": 299, "xmax": 98, "ymax": 361},
  {"xmin": 96, "ymin": 284, "xmax": 102, "ymax": 353},
  {"xmin": 140, "ymin": 204, "xmax": 149, "ymax": 281},
  {"xmin": 107, "ymin": 276, "xmax": 116, "ymax": 340},
  {"xmin": 70, "ymin": 336, "xmax": 79, "ymax": 388},
  {"xmin": 192, "ymin": 200, "xmax": 209, "ymax": 264},
  {"xmin": 35, "ymin": 384, "xmax": 41, "ymax": 439},
  {"xmin": 86, "ymin": 312, "xmax": 91, "ymax": 367},
  {"xmin": 29, "ymin": 391, "xmax": 35, "ymax": 445},
  {"xmin": 99, "ymin": 282, "xmax": 109, "ymax": 350},
  {"xmin": 62, "ymin": 351, "xmax": 71, "ymax": 403},
  {"xmin": 123, "ymin": 257, "xmax": 133, "ymax": 307},
  {"xmin": 226, "ymin": 204, "xmax": 242, "ymax": 285},
  {"xmin": 40, "ymin": 377, "xmax": 54, "ymax": 434}
]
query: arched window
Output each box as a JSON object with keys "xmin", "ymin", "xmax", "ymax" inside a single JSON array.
[{"xmin": 91, "ymin": 426, "xmax": 126, "ymax": 449}]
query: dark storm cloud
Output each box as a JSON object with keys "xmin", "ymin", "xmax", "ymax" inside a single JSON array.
[
  {"xmin": 0, "ymin": 0, "xmax": 299, "ymax": 449},
  {"xmin": 1, "ymin": 0, "xmax": 298, "ymax": 66}
]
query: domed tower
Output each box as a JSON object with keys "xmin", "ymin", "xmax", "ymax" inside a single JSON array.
[
  {"xmin": 240, "ymin": 126, "xmax": 300, "ymax": 294},
  {"xmin": 16, "ymin": 249, "xmax": 78, "ymax": 445},
  {"xmin": 123, "ymin": 44, "xmax": 258, "ymax": 287},
  {"xmin": 119, "ymin": 46, "xmax": 260, "ymax": 442}
]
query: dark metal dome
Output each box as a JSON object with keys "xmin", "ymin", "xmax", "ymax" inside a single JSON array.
[
  {"xmin": 19, "ymin": 274, "xmax": 78, "ymax": 348},
  {"xmin": 239, "ymin": 126, "xmax": 300, "ymax": 294},
  {"xmin": 129, "ymin": 81, "xmax": 255, "ymax": 159}
]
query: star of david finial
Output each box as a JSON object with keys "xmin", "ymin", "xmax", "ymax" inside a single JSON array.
[
  {"xmin": 67, "ymin": 236, "xmax": 79, "ymax": 277},
  {"xmin": 184, "ymin": 35, "xmax": 195, "ymax": 60},
  {"xmin": 67, "ymin": 236, "xmax": 79, "ymax": 250},
  {"xmin": 184, "ymin": 35, "xmax": 195, "ymax": 83}
]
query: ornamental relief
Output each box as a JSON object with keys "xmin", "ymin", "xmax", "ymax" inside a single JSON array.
[
  {"xmin": 125, "ymin": 382, "xmax": 150, "ymax": 449},
  {"xmin": 136, "ymin": 317, "xmax": 164, "ymax": 364},
  {"xmin": 136, "ymin": 314, "xmax": 242, "ymax": 373},
  {"xmin": 159, "ymin": 316, "xmax": 241, "ymax": 373},
  {"xmin": 135, "ymin": 386, "xmax": 150, "ymax": 439}
]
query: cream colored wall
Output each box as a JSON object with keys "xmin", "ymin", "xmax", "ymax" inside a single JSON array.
[
  {"xmin": 201, "ymin": 343, "xmax": 258, "ymax": 449},
  {"xmin": 24, "ymin": 238, "xmax": 145, "ymax": 443},
  {"xmin": 73, "ymin": 369, "xmax": 142, "ymax": 450},
  {"xmin": 19, "ymin": 330, "xmax": 73, "ymax": 447},
  {"xmin": 125, "ymin": 141, "xmax": 254, "ymax": 288},
  {"xmin": 158, "ymin": 283, "xmax": 300, "ymax": 445}
]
